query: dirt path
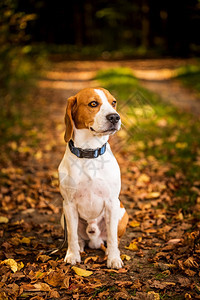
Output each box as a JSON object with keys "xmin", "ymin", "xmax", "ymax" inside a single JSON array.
[
  {"xmin": 40, "ymin": 58, "xmax": 200, "ymax": 116},
  {"xmin": 0, "ymin": 59, "xmax": 200, "ymax": 300}
]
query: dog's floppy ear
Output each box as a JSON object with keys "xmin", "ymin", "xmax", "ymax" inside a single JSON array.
[{"xmin": 64, "ymin": 95, "xmax": 77, "ymax": 143}]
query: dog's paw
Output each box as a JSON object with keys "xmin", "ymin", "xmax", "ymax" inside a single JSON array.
[
  {"xmin": 107, "ymin": 256, "xmax": 123, "ymax": 269},
  {"xmin": 64, "ymin": 252, "xmax": 81, "ymax": 265}
]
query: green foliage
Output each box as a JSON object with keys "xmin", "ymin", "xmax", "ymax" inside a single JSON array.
[
  {"xmin": 0, "ymin": 0, "xmax": 37, "ymax": 88},
  {"xmin": 38, "ymin": 43, "xmax": 151, "ymax": 60},
  {"xmin": 175, "ymin": 63, "xmax": 200, "ymax": 94},
  {"xmin": 0, "ymin": 0, "xmax": 43, "ymax": 143},
  {"xmin": 96, "ymin": 67, "xmax": 200, "ymax": 186}
]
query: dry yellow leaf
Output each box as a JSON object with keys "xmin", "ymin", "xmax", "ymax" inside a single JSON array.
[
  {"xmin": 21, "ymin": 237, "xmax": 31, "ymax": 245},
  {"xmin": 148, "ymin": 291, "xmax": 160, "ymax": 300},
  {"xmin": 17, "ymin": 261, "xmax": 24, "ymax": 271},
  {"xmin": 129, "ymin": 221, "xmax": 140, "ymax": 228},
  {"xmin": 1, "ymin": 259, "xmax": 18, "ymax": 273},
  {"xmin": 185, "ymin": 293, "xmax": 192, "ymax": 299},
  {"xmin": 121, "ymin": 254, "xmax": 131, "ymax": 261},
  {"xmin": 71, "ymin": 266, "xmax": 93, "ymax": 277},
  {"xmin": 0, "ymin": 216, "xmax": 9, "ymax": 224},
  {"xmin": 125, "ymin": 242, "xmax": 138, "ymax": 251},
  {"xmin": 175, "ymin": 212, "xmax": 184, "ymax": 220},
  {"xmin": 137, "ymin": 174, "xmax": 150, "ymax": 183},
  {"xmin": 162, "ymin": 270, "xmax": 171, "ymax": 276},
  {"xmin": 145, "ymin": 192, "xmax": 160, "ymax": 199}
]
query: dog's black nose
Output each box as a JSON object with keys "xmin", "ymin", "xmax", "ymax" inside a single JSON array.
[{"xmin": 106, "ymin": 113, "xmax": 120, "ymax": 124}]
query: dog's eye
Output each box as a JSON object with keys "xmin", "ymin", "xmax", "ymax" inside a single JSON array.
[
  {"xmin": 112, "ymin": 100, "xmax": 117, "ymax": 107},
  {"xmin": 88, "ymin": 101, "xmax": 99, "ymax": 107}
]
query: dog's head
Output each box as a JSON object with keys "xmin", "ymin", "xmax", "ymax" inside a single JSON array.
[{"xmin": 64, "ymin": 87, "xmax": 121, "ymax": 142}]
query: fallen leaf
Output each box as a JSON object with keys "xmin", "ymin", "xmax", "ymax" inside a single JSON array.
[
  {"xmin": 145, "ymin": 192, "xmax": 160, "ymax": 199},
  {"xmin": 84, "ymin": 256, "xmax": 98, "ymax": 264},
  {"xmin": 167, "ymin": 238, "xmax": 181, "ymax": 244},
  {"xmin": 45, "ymin": 270, "xmax": 65, "ymax": 286},
  {"xmin": 28, "ymin": 270, "xmax": 45, "ymax": 282},
  {"xmin": 115, "ymin": 290, "xmax": 129, "ymax": 299},
  {"xmin": 17, "ymin": 261, "xmax": 24, "ymax": 271},
  {"xmin": 177, "ymin": 277, "xmax": 191, "ymax": 287},
  {"xmin": 162, "ymin": 270, "xmax": 171, "ymax": 276},
  {"xmin": 121, "ymin": 254, "xmax": 131, "ymax": 261},
  {"xmin": 62, "ymin": 276, "xmax": 70, "ymax": 289},
  {"xmin": 185, "ymin": 269, "xmax": 196, "ymax": 277},
  {"xmin": 131, "ymin": 279, "xmax": 142, "ymax": 289},
  {"xmin": 21, "ymin": 237, "xmax": 31, "ymax": 245},
  {"xmin": 137, "ymin": 174, "xmax": 150, "ymax": 183},
  {"xmin": 102, "ymin": 268, "xmax": 126, "ymax": 273},
  {"xmin": 37, "ymin": 254, "xmax": 51, "ymax": 262},
  {"xmin": 49, "ymin": 290, "xmax": 60, "ymax": 298},
  {"xmin": 1, "ymin": 259, "xmax": 18, "ymax": 273},
  {"xmin": 175, "ymin": 211, "xmax": 184, "ymax": 220},
  {"xmin": 20, "ymin": 283, "xmax": 35, "ymax": 291},
  {"xmin": 158, "ymin": 225, "xmax": 172, "ymax": 234},
  {"xmin": 116, "ymin": 281, "xmax": 132, "ymax": 287},
  {"xmin": 98, "ymin": 290, "xmax": 109, "ymax": 298},
  {"xmin": 125, "ymin": 242, "xmax": 138, "ymax": 251},
  {"xmin": 155, "ymin": 262, "xmax": 176, "ymax": 271},
  {"xmin": 148, "ymin": 291, "xmax": 160, "ymax": 300},
  {"xmin": 118, "ymin": 268, "xmax": 128, "ymax": 273},
  {"xmin": 0, "ymin": 216, "xmax": 9, "ymax": 224},
  {"xmin": 100, "ymin": 243, "xmax": 107, "ymax": 253},
  {"xmin": 33, "ymin": 282, "xmax": 51, "ymax": 291},
  {"xmin": 150, "ymin": 280, "xmax": 175, "ymax": 289},
  {"xmin": 129, "ymin": 220, "xmax": 140, "ymax": 228},
  {"xmin": 184, "ymin": 257, "xmax": 199, "ymax": 268},
  {"xmin": 71, "ymin": 266, "xmax": 93, "ymax": 277},
  {"xmin": 185, "ymin": 293, "xmax": 192, "ymax": 299}
]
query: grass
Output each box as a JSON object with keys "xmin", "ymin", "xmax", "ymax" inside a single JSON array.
[
  {"xmin": 96, "ymin": 67, "xmax": 200, "ymax": 210},
  {"xmin": 175, "ymin": 62, "xmax": 200, "ymax": 94}
]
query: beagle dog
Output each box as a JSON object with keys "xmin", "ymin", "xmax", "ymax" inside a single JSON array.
[{"xmin": 58, "ymin": 87, "xmax": 128, "ymax": 269}]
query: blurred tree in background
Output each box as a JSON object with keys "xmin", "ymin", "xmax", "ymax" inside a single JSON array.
[
  {"xmin": 0, "ymin": 0, "xmax": 37, "ymax": 140},
  {"xmin": 17, "ymin": 0, "xmax": 200, "ymax": 57}
]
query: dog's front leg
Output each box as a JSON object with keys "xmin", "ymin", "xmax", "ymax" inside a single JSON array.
[
  {"xmin": 63, "ymin": 200, "xmax": 81, "ymax": 265},
  {"xmin": 105, "ymin": 202, "xmax": 123, "ymax": 269}
]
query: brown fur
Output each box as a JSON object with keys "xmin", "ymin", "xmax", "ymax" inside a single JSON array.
[
  {"xmin": 118, "ymin": 202, "xmax": 129, "ymax": 239},
  {"xmin": 64, "ymin": 88, "xmax": 117, "ymax": 142},
  {"xmin": 64, "ymin": 96, "xmax": 77, "ymax": 142}
]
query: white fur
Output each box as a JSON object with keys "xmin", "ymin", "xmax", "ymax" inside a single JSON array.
[
  {"xmin": 58, "ymin": 89, "xmax": 124, "ymax": 269},
  {"xmin": 90, "ymin": 89, "xmax": 121, "ymax": 134}
]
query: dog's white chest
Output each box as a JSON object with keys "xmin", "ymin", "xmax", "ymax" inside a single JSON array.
[{"xmin": 74, "ymin": 179, "xmax": 109, "ymax": 220}]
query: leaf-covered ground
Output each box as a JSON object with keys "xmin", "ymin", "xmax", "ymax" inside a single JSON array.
[{"xmin": 0, "ymin": 59, "xmax": 200, "ymax": 300}]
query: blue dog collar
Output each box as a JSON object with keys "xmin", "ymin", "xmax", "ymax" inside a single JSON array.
[{"xmin": 68, "ymin": 140, "xmax": 107, "ymax": 159}]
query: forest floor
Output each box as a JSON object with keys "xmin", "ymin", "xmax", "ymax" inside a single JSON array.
[{"xmin": 0, "ymin": 58, "xmax": 200, "ymax": 300}]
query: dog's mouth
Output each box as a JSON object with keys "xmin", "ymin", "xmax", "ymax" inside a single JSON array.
[{"xmin": 90, "ymin": 126, "xmax": 118, "ymax": 135}]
